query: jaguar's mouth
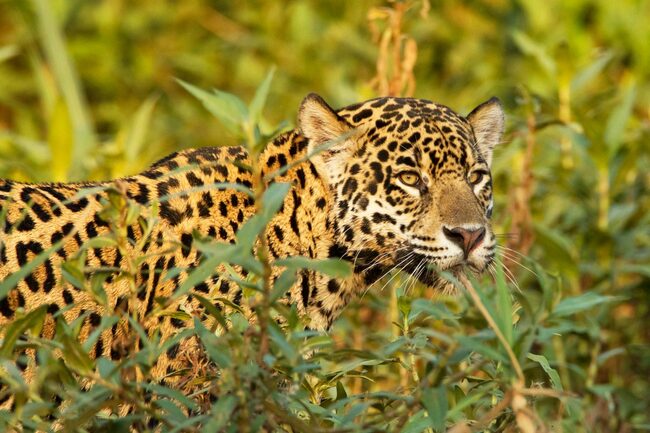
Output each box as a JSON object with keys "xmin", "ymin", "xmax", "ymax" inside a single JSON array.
[
  {"xmin": 397, "ymin": 252, "xmax": 484, "ymax": 291},
  {"xmin": 344, "ymin": 246, "xmax": 488, "ymax": 291}
]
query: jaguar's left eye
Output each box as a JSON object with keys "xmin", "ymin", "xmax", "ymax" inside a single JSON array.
[
  {"xmin": 468, "ymin": 170, "xmax": 487, "ymax": 185},
  {"xmin": 398, "ymin": 171, "xmax": 421, "ymax": 187}
]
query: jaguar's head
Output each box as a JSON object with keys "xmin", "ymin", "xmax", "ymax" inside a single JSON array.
[{"xmin": 299, "ymin": 93, "xmax": 504, "ymax": 292}]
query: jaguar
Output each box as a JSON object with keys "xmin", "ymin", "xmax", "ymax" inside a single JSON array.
[{"xmin": 0, "ymin": 93, "xmax": 504, "ymax": 400}]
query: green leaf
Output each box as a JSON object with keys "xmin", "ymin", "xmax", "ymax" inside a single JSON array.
[
  {"xmin": 339, "ymin": 402, "xmax": 370, "ymax": 425},
  {"xmin": 249, "ymin": 66, "xmax": 276, "ymax": 124},
  {"xmin": 82, "ymin": 236, "xmax": 118, "ymax": 249},
  {"xmin": 260, "ymin": 182, "xmax": 291, "ymax": 221},
  {"xmin": 618, "ymin": 264, "xmax": 650, "ymax": 278},
  {"xmin": 94, "ymin": 419, "xmax": 133, "ymax": 433},
  {"xmin": 204, "ymin": 395, "xmax": 237, "ymax": 431},
  {"xmin": 268, "ymin": 321, "xmax": 297, "ymax": 362},
  {"xmin": 173, "ymin": 243, "xmax": 236, "ymax": 301},
  {"xmin": 274, "ymin": 256, "xmax": 352, "ymax": 278},
  {"xmin": 95, "ymin": 357, "xmax": 116, "ymax": 381},
  {"xmin": 527, "ymin": 353, "xmax": 563, "ymax": 391},
  {"xmin": 456, "ymin": 335, "xmax": 508, "ymax": 364},
  {"xmin": 571, "ymin": 52, "xmax": 613, "ymax": 93},
  {"xmin": 83, "ymin": 316, "xmax": 119, "ymax": 353},
  {"xmin": 124, "ymin": 94, "xmax": 159, "ymax": 163},
  {"xmin": 177, "ymin": 79, "xmax": 248, "ymax": 135},
  {"xmin": 0, "ymin": 45, "xmax": 18, "ymax": 63},
  {"xmin": 597, "ymin": 347, "xmax": 626, "ymax": 366},
  {"xmin": 421, "ymin": 386, "xmax": 447, "ymax": 432},
  {"xmin": 193, "ymin": 318, "xmax": 231, "ymax": 368},
  {"xmin": 0, "ymin": 305, "xmax": 48, "ymax": 357},
  {"xmin": 155, "ymin": 399, "xmax": 186, "ymax": 424},
  {"xmin": 399, "ymin": 409, "xmax": 430, "ymax": 433},
  {"xmin": 89, "ymin": 273, "xmax": 110, "ymax": 307},
  {"xmin": 381, "ymin": 336, "xmax": 409, "ymax": 357},
  {"xmin": 142, "ymin": 383, "xmax": 196, "ymax": 410},
  {"xmin": 301, "ymin": 334, "xmax": 333, "ymax": 352},
  {"xmin": 166, "ymin": 415, "xmax": 211, "ymax": 433},
  {"xmin": 604, "ymin": 81, "xmax": 636, "ymax": 157},
  {"xmin": 127, "ymin": 316, "xmax": 154, "ymax": 352},
  {"xmin": 61, "ymin": 260, "xmax": 86, "ymax": 290},
  {"xmin": 534, "ymin": 224, "xmax": 578, "ymax": 281},
  {"xmin": 270, "ymin": 268, "xmax": 297, "ymax": 302},
  {"xmin": 335, "ymin": 382, "xmax": 348, "ymax": 401},
  {"xmin": 158, "ymin": 310, "xmax": 192, "ymax": 322},
  {"xmin": 60, "ymin": 386, "xmax": 113, "ymax": 429},
  {"xmin": 234, "ymin": 182, "xmax": 290, "ymax": 249},
  {"xmin": 552, "ymin": 292, "xmax": 618, "ymax": 317},
  {"xmin": 33, "ymin": 0, "xmax": 96, "ymax": 180},
  {"xmin": 511, "ymin": 31, "xmax": 556, "ymax": 77},
  {"xmin": 409, "ymin": 299, "xmax": 457, "ymax": 322},
  {"xmin": 397, "ymin": 295, "xmax": 411, "ymax": 318},
  {"xmin": 60, "ymin": 331, "xmax": 95, "ymax": 374},
  {"xmin": 193, "ymin": 294, "xmax": 229, "ymax": 330},
  {"xmin": 236, "ymin": 214, "xmax": 264, "ymax": 248},
  {"xmin": 446, "ymin": 386, "xmax": 495, "ymax": 418},
  {"xmin": 230, "ymin": 246, "xmax": 264, "ymax": 276}
]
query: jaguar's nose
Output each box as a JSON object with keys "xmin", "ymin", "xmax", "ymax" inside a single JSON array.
[{"xmin": 443, "ymin": 226, "xmax": 486, "ymax": 258}]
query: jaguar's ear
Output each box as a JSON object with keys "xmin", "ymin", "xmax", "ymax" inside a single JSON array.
[
  {"xmin": 467, "ymin": 97, "xmax": 505, "ymax": 166},
  {"xmin": 298, "ymin": 93, "xmax": 354, "ymax": 183}
]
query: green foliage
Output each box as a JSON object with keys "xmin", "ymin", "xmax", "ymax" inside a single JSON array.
[{"xmin": 0, "ymin": 1, "xmax": 648, "ymax": 432}]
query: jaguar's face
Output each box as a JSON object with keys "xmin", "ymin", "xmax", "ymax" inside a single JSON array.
[{"xmin": 299, "ymin": 94, "xmax": 504, "ymax": 291}]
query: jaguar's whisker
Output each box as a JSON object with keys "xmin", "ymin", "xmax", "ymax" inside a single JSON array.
[
  {"xmin": 405, "ymin": 259, "xmax": 427, "ymax": 296},
  {"xmin": 496, "ymin": 245, "xmax": 539, "ymax": 277},
  {"xmin": 498, "ymin": 261, "xmax": 522, "ymax": 293},
  {"xmin": 362, "ymin": 246, "xmax": 409, "ymax": 272},
  {"xmin": 375, "ymin": 254, "xmax": 415, "ymax": 293}
]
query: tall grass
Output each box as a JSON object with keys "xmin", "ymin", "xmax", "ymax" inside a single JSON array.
[{"xmin": 0, "ymin": 1, "xmax": 647, "ymax": 431}]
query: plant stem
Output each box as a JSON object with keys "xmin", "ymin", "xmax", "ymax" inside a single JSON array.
[
  {"xmin": 457, "ymin": 274, "xmax": 525, "ymax": 384},
  {"xmin": 246, "ymin": 121, "xmax": 273, "ymax": 365}
]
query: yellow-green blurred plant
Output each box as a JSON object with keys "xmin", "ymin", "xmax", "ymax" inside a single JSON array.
[{"xmin": 0, "ymin": 1, "xmax": 647, "ymax": 432}]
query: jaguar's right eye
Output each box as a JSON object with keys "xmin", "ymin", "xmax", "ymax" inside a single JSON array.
[{"xmin": 468, "ymin": 170, "xmax": 488, "ymax": 186}]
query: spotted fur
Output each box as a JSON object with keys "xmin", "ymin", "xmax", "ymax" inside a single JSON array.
[{"xmin": 0, "ymin": 93, "xmax": 504, "ymax": 399}]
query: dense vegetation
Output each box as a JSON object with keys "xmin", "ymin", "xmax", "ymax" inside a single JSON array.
[{"xmin": 0, "ymin": 1, "xmax": 648, "ymax": 432}]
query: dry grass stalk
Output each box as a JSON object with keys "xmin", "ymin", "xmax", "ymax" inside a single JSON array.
[
  {"xmin": 506, "ymin": 102, "xmax": 536, "ymax": 260},
  {"xmin": 368, "ymin": 1, "xmax": 429, "ymax": 97}
]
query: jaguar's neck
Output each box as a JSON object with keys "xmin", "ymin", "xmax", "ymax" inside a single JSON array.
[{"xmin": 260, "ymin": 131, "xmax": 370, "ymax": 329}]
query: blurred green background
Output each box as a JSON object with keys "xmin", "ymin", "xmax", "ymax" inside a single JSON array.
[{"xmin": 0, "ymin": 0, "xmax": 648, "ymax": 430}]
